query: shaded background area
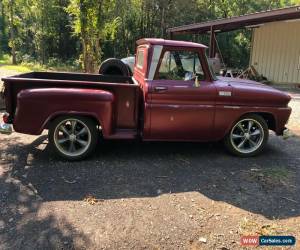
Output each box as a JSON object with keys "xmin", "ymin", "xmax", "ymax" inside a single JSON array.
[
  {"xmin": 0, "ymin": 135, "xmax": 91, "ymax": 249},
  {"xmin": 1, "ymin": 1, "xmax": 299, "ymax": 72}
]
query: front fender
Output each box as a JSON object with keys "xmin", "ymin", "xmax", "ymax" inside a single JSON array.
[
  {"xmin": 13, "ymin": 88, "xmax": 114, "ymax": 135},
  {"xmin": 213, "ymin": 106, "xmax": 291, "ymax": 140}
]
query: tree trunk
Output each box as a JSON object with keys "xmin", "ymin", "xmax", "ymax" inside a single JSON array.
[
  {"xmin": 79, "ymin": 0, "xmax": 88, "ymax": 72},
  {"xmin": 140, "ymin": 1, "xmax": 143, "ymax": 37},
  {"xmin": 9, "ymin": 0, "xmax": 17, "ymax": 64},
  {"xmin": 161, "ymin": 4, "xmax": 165, "ymax": 38},
  {"xmin": 96, "ymin": 0, "xmax": 103, "ymax": 68},
  {"xmin": 0, "ymin": 0, "xmax": 4, "ymax": 56}
]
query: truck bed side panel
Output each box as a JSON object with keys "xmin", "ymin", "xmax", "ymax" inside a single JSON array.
[{"xmin": 14, "ymin": 88, "xmax": 114, "ymax": 136}]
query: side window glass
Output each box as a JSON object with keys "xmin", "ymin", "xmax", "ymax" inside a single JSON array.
[{"xmin": 158, "ymin": 50, "xmax": 205, "ymax": 81}]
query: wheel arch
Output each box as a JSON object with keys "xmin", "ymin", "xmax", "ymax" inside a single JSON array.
[
  {"xmin": 42, "ymin": 112, "xmax": 102, "ymax": 133},
  {"xmin": 224, "ymin": 111, "xmax": 277, "ymax": 136},
  {"xmin": 253, "ymin": 112, "xmax": 276, "ymax": 131}
]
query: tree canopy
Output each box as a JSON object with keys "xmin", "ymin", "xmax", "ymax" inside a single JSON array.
[{"xmin": 0, "ymin": 0, "xmax": 299, "ymax": 72}]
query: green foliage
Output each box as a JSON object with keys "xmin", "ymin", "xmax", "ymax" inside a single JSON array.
[
  {"xmin": 0, "ymin": 54, "xmax": 10, "ymax": 64},
  {"xmin": 0, "ymin": 0, "xmax": 298, "ymax": 71},
  {"xmin": 66, "ymin": 0, "xmax": 122, "ymax": 72}
]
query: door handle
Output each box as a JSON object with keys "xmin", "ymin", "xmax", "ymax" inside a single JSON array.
[{"xmin": 154, "ymin": 86, "xmax": 168, "ymax": 92}]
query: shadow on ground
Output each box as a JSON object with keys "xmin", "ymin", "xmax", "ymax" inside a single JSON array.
[
  {"xmin": 0, "ymin": 136, "xmax": 90, "ymax": 249},
  {"xmin": 1, "ymin": 133, "xmax": 300, "ymax": 230}
]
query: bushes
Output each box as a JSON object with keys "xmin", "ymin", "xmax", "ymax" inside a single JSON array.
[
  {"xmin": 0, "ymin": 54, "xmax": 11, "ymax": 64},
  {"xmin": 0, "ymin": 53, "xmax": 81, "ymax": 73}
]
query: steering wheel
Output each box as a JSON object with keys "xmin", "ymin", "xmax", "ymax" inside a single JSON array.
[{"xmin": 168, "ymin": 66, "xmax": 187, "ymax": 80}]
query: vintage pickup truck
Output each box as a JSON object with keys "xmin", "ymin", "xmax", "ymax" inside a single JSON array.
[{"xmin": 1, "ymin": 38, "xmax": 292, "ymax": 160}]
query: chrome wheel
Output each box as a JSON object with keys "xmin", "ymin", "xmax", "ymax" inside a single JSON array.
[
  {"xmin": 54, "ymin": 118, "xmax": 92, "ymax": 157},
  {"xmin": 230, "ymin": 118, "xmax": 264, "ymax": 154}
]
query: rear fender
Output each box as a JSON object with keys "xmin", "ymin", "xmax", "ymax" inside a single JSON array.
[{"xmin": 13, "ymin": 88, "xmax": 114, "ymax": 136}]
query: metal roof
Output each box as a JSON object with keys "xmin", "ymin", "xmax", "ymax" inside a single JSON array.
[
  {"xmin": 136, "ymin": 38, "xmax": 207, "ymax": 48},
  {"xmin": 168, "ymin": 5, "xmax": 300, "ymax": 34}
]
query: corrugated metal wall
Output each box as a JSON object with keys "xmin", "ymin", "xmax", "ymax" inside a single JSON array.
[{"xmin": 251, "ymin": 20, "xmax": 300, "ymax": 84}]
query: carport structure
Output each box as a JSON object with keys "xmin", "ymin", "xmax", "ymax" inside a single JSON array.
[{"xmin": 167, "ymin": 6, "xmax": 300, "ymax": 58}]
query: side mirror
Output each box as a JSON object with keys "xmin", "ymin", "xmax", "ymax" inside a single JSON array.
[{"xmin": 194, "ymin": 76, "xmax": 200, "ymax": 87}]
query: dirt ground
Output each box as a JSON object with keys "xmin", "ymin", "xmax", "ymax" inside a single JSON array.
[{"xmin": 1, "ymin": 71, "xmax": 300, "ymax": 249}]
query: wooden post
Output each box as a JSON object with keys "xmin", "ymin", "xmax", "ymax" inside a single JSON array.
[{"xmin": 209, "ymin": 26, "xmax": 215, "ymax": 58}]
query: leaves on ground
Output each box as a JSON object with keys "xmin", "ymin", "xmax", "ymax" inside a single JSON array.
[{"xmin": 83, "ymin": 195, "xmax": 104, "ymax": 205}]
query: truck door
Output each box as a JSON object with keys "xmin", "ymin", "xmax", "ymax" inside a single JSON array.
[{"xmin": 148, "ymin": 48, "xmax": 217, "ymax": 141}]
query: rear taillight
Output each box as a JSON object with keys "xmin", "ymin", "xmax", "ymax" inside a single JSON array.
[{"xmin": 3, "ymin": 113, "xmax": 9, "ymax": 123}]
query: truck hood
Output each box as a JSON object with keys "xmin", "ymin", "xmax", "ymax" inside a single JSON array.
[
  {"xmin": 217, "ymin": 76, "xmax": 274, "ymax": 90},
  {"xmin": 216, "ymin": 76, "xmax": 291, "ymax": 107}
]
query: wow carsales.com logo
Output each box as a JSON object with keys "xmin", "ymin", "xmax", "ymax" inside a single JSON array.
[{"xmin": 241, "ymin": 236, "xmax": 296, "ymax": 246}]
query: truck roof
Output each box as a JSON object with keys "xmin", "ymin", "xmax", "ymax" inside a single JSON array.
[{"xmin": 136, "ymin": 38, "xmax": 207, "ymax": 49}]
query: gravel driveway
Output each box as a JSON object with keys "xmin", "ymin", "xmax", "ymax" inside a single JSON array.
[{"xmin": 1, "ymin": 79, "xmax": 300, "ymax": 249}]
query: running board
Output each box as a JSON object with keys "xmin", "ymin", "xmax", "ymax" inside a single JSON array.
[{"xmin": 106, "ymin": 129, "xmax": 138, "ymax": 140}]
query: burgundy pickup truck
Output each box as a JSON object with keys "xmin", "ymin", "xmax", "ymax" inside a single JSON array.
[{"xmin": 1, "ymin": 39, "xmax": 292, "ymax": 160}]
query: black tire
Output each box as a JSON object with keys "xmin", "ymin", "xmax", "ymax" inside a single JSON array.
[
  {"xmin": 224, "ymin": 114, "xmax": 269, "ymax": 157},
  {"xmin": 99, "ymin": 58, "xmax": 131, "ymax": 76},
  {"xmin": 49, "ymin": 116, "xmax": 98, "ymax": 161}
]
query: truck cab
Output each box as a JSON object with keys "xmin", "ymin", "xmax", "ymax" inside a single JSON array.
[{"xmin": 134, "ymin": 38, "xmax": 218, "ymax": 141}]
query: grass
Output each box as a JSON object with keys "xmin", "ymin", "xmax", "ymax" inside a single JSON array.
[
  {"xmin": 1, "ymin": 64, "xmax": 44, "ymax": 73},
  {"xmin": 262, "ymin": 167, "xmax": 291, "ymax": 181},
  {"xmin": 0, "ymin": 54, "xmax": 11, "ymax": 64},
  {"xmin": 239, "ymin": 217, "xmax": 286, "ymax": 236},
  {"xmin": 0, "ymin": 54, "xmax": 81, "ymax": 73},
  {"xmin": 249, "ymin": 165, "xmax": 292, "ymax": 185}
]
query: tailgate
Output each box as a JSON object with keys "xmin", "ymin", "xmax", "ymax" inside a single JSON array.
[
  {"xmin": 1, "ymin": 79, "xmax": 13, "ymax": 121},
  {"xmin": 0, "ymin": 83, "xmax": 5, "ymax": 110}
]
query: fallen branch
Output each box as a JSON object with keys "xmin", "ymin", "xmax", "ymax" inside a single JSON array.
[{"xmin": 281, "ymin": 196, "xmax": 298, "ymax": 203}]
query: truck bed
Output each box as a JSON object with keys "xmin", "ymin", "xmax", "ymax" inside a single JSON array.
[
  {"xmin": 2, "ymin": 72, "xmax": 140, "ymax": 132},
  {"xmin": 11, "ymin": 71, "xmax": 134, "ymax": 83}
]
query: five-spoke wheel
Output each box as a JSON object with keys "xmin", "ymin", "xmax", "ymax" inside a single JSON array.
[
  {"xmin": 49, "ymin": 116, "xmax": 98, "ymax": 160},
  {"xmin": 224, "ymin": 114, "xmax": 269, "ymax": 157}
]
